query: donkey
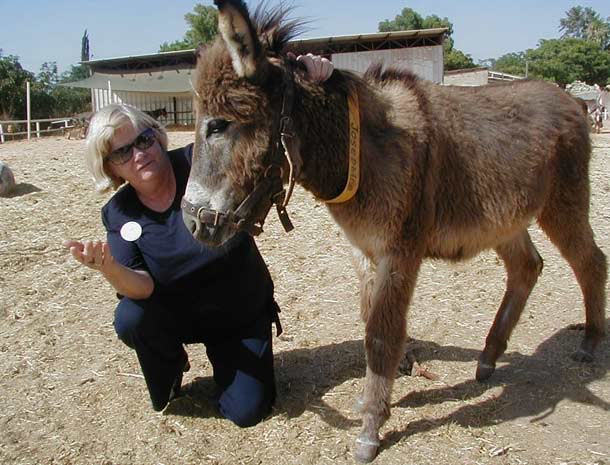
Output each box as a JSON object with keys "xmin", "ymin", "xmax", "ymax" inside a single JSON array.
[
  {"xmin": 182, "ymin": 1, "xmax": 607, "ymax": 462},
  {"xmin": 144, "ymin": 107, "xmax": 168, "ymax": 120}
]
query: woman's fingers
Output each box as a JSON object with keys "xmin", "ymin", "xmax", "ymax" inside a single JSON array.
[
  {"xmin": 297, "ymin": 53, "xmax": 334, "ymax": 82},
  {"xmin": 93, "ymin": 241, "xmax": 103, "ymax": 266},
  {"xmin": 319, "ymin": 57, "xmax": 334, "ymax": 81}
]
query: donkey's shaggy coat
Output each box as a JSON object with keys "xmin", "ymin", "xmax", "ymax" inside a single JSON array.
[{"xmin": 182, "ymin": 1, "xmax": 607, "ymax": 461}]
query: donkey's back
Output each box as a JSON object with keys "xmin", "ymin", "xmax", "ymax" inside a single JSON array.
[{"xmin": 368, "ymin": 73, "xmax": 592, "ymax": 261}]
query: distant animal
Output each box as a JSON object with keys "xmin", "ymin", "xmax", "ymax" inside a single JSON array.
[
  {"xmin": 65, "ymin": 126, "xmax": 87, "ymax": 140},
  {"xmin": 0, "ymin": 161, "xmax": 16, "ymax": 197},
  {"xmin": 591, "ymin": 107, "xmax": 604, "ymax": 134},
  {"xmin": 573, "ymin": 97, "xmax": 589, "ymax": 116},
  {"xmin": 144, "ymin": 108, "xmax": 168, "ymax": 120},
  {"xmin": 182, "ymin": 1, "xmax": 607, "ymax": 462}
]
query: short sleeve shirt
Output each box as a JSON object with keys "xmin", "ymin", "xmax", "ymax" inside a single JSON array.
[{"xmin": 100, "ymin": 145, "xmax": 271, "ymax": 308}]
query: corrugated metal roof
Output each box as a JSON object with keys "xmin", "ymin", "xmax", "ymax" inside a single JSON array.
[
  {"xmin": 289, "ymin": 28, "xmax": 447, "ymax": 47},
  {"xmin": 82, "ymin": 28, "xmax": 447, "ymax": 72}
]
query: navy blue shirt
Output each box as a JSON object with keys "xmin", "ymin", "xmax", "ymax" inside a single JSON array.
[{"xmin": 101, "ymin": 144, "xmax": 273, "ymax": 328}]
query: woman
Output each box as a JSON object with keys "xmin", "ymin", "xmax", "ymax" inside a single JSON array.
[{"xmin": 64, "ymin": 55, "xmax": 333, "ymax": 427}]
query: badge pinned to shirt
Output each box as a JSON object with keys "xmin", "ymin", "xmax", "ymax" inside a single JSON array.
[{"xmin": 120, "ymin": 221, "xmax": 142, "ymax": 242}]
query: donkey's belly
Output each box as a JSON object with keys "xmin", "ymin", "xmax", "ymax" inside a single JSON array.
[{"xmin": 425, "ymin": 220, "xmax": 531, "ymax": 262}]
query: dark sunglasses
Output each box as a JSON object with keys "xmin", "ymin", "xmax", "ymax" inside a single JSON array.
[{"xmin": 105, "ymin": 128, "xmax": 156, "ymax": 165}]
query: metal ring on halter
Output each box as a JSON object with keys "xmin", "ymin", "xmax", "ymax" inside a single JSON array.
[{"xmin": 264, "ymin": 165, "xmax": 283, "ymax": 179}]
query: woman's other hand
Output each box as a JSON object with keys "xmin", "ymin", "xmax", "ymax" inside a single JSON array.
[{"xmin": 297, "ymin": 53, "xmax": 334, "ymax": 83}]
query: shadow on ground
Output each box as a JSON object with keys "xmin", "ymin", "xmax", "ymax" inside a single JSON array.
[
  {"xmin": 6, "ymin": 183, "xmax": 42, "ymax": 197},
  {"xmin": 166, "ymin": 321, "xmax": 609, "ymax": 449}
]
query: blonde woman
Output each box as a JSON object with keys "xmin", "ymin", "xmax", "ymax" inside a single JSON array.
[{"xmin": 63, "ymin": 55, "xmax": 333, "ymax": 426}]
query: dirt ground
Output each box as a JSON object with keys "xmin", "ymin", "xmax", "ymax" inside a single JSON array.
[{"xmin": 0, "ymin": 130, "xmax": 608, "ymax": 465}]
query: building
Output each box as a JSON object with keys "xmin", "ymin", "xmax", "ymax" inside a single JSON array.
[
  {"xmin": 443, "ymin": 67, "xmax": 524, "ymax": 87},
  {"xmin": 64, "ymin": 28, "xmax": 447, "ymax": 125}
]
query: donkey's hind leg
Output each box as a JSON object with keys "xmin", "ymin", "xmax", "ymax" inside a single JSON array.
[
  {"xmin": 477, "ymin": 231, "xmax": 543, "ymax": 381},
  {"xmin": 538, "ymin": 209, "xmax": 607, "ymax": 362},
  {"xmin": 355, "ymin": 253, "xmax": 421, "ymax": 463}
]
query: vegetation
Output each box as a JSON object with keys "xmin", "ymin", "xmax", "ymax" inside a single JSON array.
[
  {"xmin": 0, "ymin": 31, "xmax": 91, "ymax": 121},
  {"xmin": 159, "ymin": 4, "xmax": 218, "ymax": 52},
  {"xmin": 489, "ymin": 6, "xmax": 610, "ymax": 86},
  {"xmin": 378, "ymin": 7, "xmax": 477, "ymax": 70}
]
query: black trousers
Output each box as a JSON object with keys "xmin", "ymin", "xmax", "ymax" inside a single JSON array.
[
  {"xmin": 113, "ymin": 295, "xmax": 277, "ymax": 427},
  {"xmin": 112, "ymin": 237, "xmax": 279, "ymax": 427}
]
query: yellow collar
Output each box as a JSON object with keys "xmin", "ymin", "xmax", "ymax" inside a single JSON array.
[{"xmin": 326, "ymin": 90, "xmax": 360, "ymax": 204}]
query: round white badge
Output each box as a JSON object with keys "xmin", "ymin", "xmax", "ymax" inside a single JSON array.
[{"xmin": 120, "ymin": 221, "xmax": 142, "ymax": 241}]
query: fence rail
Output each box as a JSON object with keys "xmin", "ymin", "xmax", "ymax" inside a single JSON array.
[{"xmin": 0, "ymin": 117, "xmax": 76, "ymax": 143}]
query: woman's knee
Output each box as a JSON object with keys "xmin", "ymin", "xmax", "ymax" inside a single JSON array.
[
  {"xmin": 218, "ymin": 384, "xmax": 273, "ymax": 427},
  {"xmin": 113, "ymin": 298, "xmax": 151, "ymax": 348}
]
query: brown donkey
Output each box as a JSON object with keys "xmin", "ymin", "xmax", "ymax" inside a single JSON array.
[{"xmin": 182, "ymin": 1, "xmax": 607, "ymax": 461}]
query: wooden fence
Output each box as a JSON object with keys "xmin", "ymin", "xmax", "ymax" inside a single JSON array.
[{"xmin": 0, "ymin": 117, "xmax": 78, "ymax": 144}]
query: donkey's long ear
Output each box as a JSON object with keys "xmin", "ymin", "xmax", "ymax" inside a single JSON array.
[{"xmin": 214, "ymin": 0, "xmax": 262, "ymax": 79}]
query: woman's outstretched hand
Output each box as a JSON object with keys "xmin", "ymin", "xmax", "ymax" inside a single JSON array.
[{"xmin": 63, "ymin": 239, "xmax": 115, "ymax": 272}]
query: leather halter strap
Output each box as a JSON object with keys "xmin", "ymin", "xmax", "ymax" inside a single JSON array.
[{"xmin": 182, "ymin": 61, "xmax": 300, "ymax": 237}]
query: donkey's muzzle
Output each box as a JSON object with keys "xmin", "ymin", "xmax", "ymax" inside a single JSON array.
[{"xmin": 181, "ymin": 200, "xmax": 227, "ymax": 246}]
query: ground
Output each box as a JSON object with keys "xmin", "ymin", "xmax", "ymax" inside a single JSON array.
[{"xmin": 0, "ymin": 130, "xmax": 608, "ymax": 465}]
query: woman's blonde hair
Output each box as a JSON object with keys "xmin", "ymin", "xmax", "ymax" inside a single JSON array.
[{"xmin": 85, "ymin": 104, "xmax": 169, "ymax": 192}]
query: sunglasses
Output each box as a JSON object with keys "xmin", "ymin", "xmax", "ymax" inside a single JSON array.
[{"xmin": 105, "ymin": 128, "xmax": 156, "ymax": 165}]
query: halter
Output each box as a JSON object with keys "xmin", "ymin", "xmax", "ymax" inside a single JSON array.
[{"xmin": 182, "ymin": 61, "xmax": 301, "ymax": 237}]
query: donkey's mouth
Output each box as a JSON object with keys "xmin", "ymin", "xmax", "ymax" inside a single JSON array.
[{"xmin": 182, "ymin": 210, "xmax": 228, "ymax": 246}]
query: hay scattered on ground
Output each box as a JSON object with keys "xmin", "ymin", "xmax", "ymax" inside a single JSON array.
[{"xmin": 0, "ymin": 131, "xmax": 608, "ymax": 465}]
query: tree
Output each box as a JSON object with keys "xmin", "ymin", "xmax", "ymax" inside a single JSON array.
[
  {"xmin": 489, "ymin": 52, "xmax": 528, "ymax": 76},
  {"xmin": 160, "ymin": 4, "xmax": 218, "ymax": 52},
  {"xmin": 526, "ymin": 38, "xmax": 610, "ymax": 87},
  {"xmin": 81, "ymin": 30, "xmax": 90, "ymax": 62},
  {"xmin": 378, "ymin": 7, "xmax": 475, "ymax": 70},
  {"xmin": 559, "ymin": 6, "xmax": 610, "ymax": 49},
  {"xmin": 0, "ymin": 52, "xmax": 33, "ymax": 119},
  {"xmin": 560, "ymin": 6, "xmax": 600, "ymax": 39},
  {"xmin": 586, "ymin": 18, "xmax": 610, "ymax": 49}
]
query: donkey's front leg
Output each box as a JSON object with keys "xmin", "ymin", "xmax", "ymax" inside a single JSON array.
[
  {"xmin": 355, "ymin": 253, "xmax": 421, "ymax": 463},
  {"xmin": 352, "ymin": 248, "xmax": 377, "ymax": 324}
]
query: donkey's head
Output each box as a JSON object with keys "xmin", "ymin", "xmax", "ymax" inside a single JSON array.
[{"xmin": 182, "ymin": 0, "xmax": 303, "ymax": 246}]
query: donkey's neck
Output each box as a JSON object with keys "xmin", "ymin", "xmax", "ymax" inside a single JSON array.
[
  {"xmin": 292, "ymin": 83, "xmax": 353, "ymax": 201},
  {"xmin": 291, "ymin": 74, "xmax": 393, "ymax": 204}
]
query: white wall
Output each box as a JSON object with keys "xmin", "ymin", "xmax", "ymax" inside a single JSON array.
[
  {"xmin": 330, "ymin": 46, "xmax": 444, "ymax": 83},
  {"xmin": 443, "ymin": 69, "xmax": 489, "ymax": 87},
  {"xmin": 92, "ymin": 90, "xmax": 194, "ymax": 125}
]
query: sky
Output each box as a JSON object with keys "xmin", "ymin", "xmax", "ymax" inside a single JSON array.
[{"xmin": 1, "ymin": 0, "xmax": 609, "ymax": 75}]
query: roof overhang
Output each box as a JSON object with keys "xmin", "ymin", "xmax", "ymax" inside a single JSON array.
[
  {"xmin": 81, "ymin": 28, "xmax": 448, "ymax": 73},
  {"xmin": 59, "ymin": 70, "xmax": 194, "ymax": 93}
]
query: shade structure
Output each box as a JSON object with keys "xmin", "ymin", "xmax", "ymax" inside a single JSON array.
[{"xmin": 60, "ymin": 70, "xmax": 194, "ymax": 93}]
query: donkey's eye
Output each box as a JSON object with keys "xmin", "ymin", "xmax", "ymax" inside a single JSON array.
[{"xmin": 207, "ymin": 119, "xmax": 230, "ymax": 137}]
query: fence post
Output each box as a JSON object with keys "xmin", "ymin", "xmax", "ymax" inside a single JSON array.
[
  {"xmin": 0, "ymin": 124, "xmax": 4, "ymax": 144},
  {"xmin": 36, "ymin": 122, "xmax": 41, "ymax": 138},
  {"xmin": 26, "ymin": 81, "xmax": 31, "ymax": 140}
]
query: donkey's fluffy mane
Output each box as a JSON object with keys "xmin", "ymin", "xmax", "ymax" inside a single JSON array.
[{"xmin": 250, "ymin": 2, "xmax": 308, "ymax": 56}]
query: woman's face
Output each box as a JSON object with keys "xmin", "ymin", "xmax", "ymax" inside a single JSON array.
[{"xmin": 106, "ymin": 123, "xmax": 168, "ymax": 189}]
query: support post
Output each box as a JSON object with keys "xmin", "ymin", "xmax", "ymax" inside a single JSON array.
[{"xmin": 26, "ymin": 81, "xmax": 31, "ymax": 140}]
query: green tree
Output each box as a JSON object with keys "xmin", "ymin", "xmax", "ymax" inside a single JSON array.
[
  {"xmin": 489, "ymin": 52, "xmax": 528, "ymax": 76},
  {"xmin": 559, "ymin": 6, "xmax": 610, "ymax": 49},
  {"xmin": 159, "ymin": 4, "xmax": 218, "ymax": 52},
  {"xmin": 0, "ymin": 52, "xmax": 33, "ymax": 119},
  {"xmin": 586, "ymin": 17, "xmax": 610, "ymax": 49},
  {"xmin": 526, "ymin": 38, "xmax": 610, "ymax": 87},
  {"xmin": 560, "ymin": 6, "xmax": 600, "ymax": 39},
  {"xmin": 81, "ymin": 29, "xmax": 90, "ymax": 62},
  {"xmin": 378, "ymin": 7, "xmax": 475, "ymax": 70}
]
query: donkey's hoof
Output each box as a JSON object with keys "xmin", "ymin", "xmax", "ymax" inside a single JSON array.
[
  {"xmin": 354, "ymin": 437, "xmax": 380, "ymax": 463},
  {"xmin": 571, "ymin": 349, "xmax": 594, "ymax": 363},
  {"xmin": 476, "ymin": 361, "xmax": 495, "ymax": 382}
]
